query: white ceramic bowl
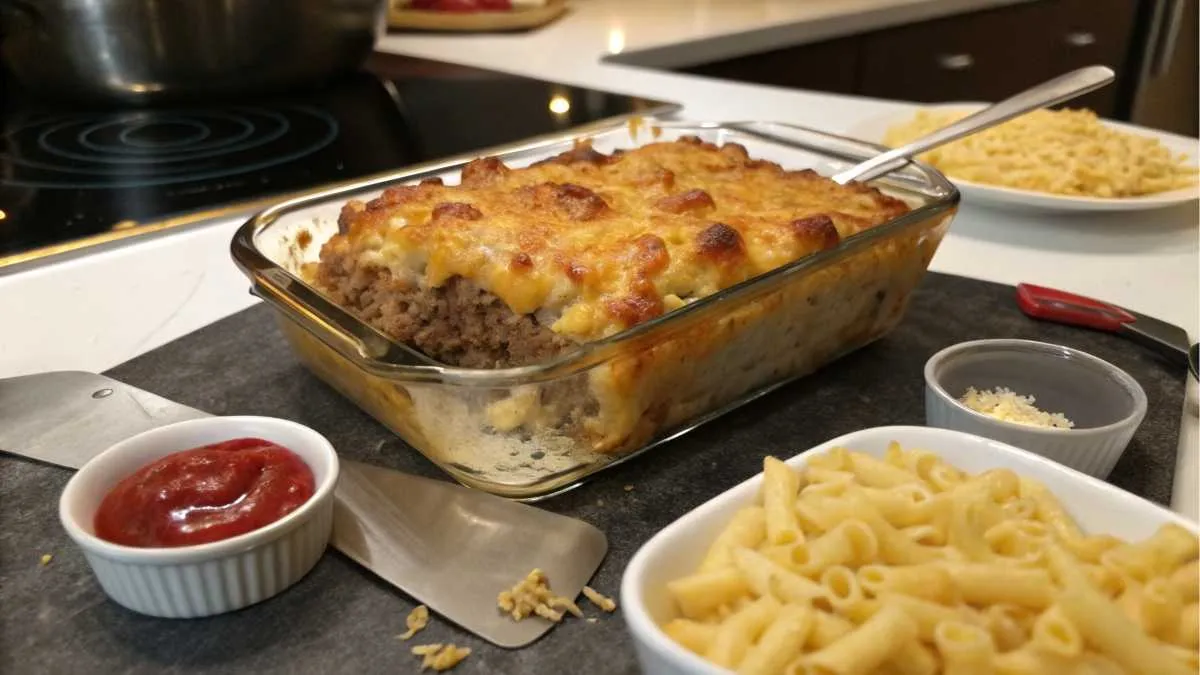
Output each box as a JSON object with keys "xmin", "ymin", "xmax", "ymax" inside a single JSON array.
[
  {"xmin": 924, "ymin": 339, "xmax": 1148, "ymax": 478},
  {"xmin": 620, "ymin": 425, "xmax": 1197, "ymax": 675},
  {"xmin": 59, "ymin": 416, "xmax": 339, "ymax": 618}
]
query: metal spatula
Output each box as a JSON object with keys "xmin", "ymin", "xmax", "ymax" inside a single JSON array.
[{"xmin": 0, "ymin": 371, "xmax": 607, "ymax": 648}]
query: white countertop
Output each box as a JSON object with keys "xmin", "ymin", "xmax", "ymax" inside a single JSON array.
[
  {"xmin": 503, "ymin": 0, "xmax": 1036, "ymax": 68},
  {"xmin": 2, "ymin": 0, "xmax": 1196, "ymax": 515}
]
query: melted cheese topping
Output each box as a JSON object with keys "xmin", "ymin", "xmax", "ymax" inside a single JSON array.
[{"xmin": 319, "ymin": 137, "xmax": 909, "ymax": 343}]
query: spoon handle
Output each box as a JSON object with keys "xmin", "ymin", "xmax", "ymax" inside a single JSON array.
[{"xmin": 832, "ymin": 64, "xmax": 1115, "ymax": 185}]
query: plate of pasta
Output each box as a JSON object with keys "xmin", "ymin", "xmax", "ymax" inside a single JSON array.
[
  {"xmin": 847, "ymin": 104, "xmax": 1199, "ymax": 213},
  {"xmin": 620, "ymin": 425, "xmax": 1199, "ymax": 675}
]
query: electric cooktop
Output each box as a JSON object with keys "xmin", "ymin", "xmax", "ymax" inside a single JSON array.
[{"xmin": 0, "ymin": 54, "xmax": 677, "ymax": 268}]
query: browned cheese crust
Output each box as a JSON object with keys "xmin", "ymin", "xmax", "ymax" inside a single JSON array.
[{"xmin": 312, "ymin": 137, "xmax": 910, "ymax": 367}]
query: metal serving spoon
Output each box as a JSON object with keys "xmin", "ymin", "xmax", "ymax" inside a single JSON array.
[{"xmin": 833, "ymin": 64, "xmax": 1116, "ymax": 185}]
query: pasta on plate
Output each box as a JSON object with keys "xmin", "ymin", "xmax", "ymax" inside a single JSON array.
[
  {"xmin": 660, "ymin": 444, "xmax": 1200, "ymax": 675},
  {"xmin": 882, "ymin": 108, "xmax": 1198, "ymax": 199}
]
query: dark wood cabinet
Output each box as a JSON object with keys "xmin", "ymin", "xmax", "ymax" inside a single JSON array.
[
  {"xmin": 679, "ymin": 0, "xmax": 1139, "ymax": 118},
  {"xmin": 857, "ymin": 5, "xmax": 1043, "ymax": 104},
  {"xmin": 684, "ymin": 36, "xmax": 860, "ymax": 96},
  {"xmin": 1043, "ymin": 0, "xmax": 1140, "ymax": 114}
]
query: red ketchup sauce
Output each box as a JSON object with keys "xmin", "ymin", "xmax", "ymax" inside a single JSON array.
[{"xmin": 94, "ymin": 438, "xmax": 316, "ymax": 548}]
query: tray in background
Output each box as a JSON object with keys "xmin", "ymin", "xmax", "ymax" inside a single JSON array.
[{"xmin": 388, "ymin": 1, "xmax": 568, "ymax": 32}]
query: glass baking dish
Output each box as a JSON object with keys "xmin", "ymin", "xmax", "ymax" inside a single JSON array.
[{"xmin": 231, "ymin": 119, "xmax": 959, "ymax": 499}]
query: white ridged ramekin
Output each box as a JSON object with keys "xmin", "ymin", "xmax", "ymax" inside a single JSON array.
[
  {"xmin": 59, "ymin": 416, "xmax": 339, "ymax": 618},
  {"xmin": 924, "ymin": 339, "xmax": 1147, "ymax": 478}
]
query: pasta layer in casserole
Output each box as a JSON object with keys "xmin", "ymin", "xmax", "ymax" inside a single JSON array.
[{"xmin": 311, "ymin": 136, "xmax": 910, "ymax": 368}]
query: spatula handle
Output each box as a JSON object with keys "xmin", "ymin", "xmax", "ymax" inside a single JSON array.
[{"xmin": 1016, "ymin": 283, "xmax": 1135, "ymax": 332}]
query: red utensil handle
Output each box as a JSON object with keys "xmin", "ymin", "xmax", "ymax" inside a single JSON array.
[{"xmin": 1015, "ymin": 283, "xmax": 1136, "ymax": 332}]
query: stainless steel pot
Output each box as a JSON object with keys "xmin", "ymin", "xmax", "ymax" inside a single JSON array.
[{"xmin": 0, "ymin": 0, "xmax": 388, "ymax": 104}]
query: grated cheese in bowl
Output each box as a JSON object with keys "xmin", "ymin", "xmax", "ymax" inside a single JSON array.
[{"xmin": 959, "ymin": 386, "xmax": 1075, "ymax": 429}]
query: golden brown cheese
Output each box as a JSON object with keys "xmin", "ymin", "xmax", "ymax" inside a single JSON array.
[{"xmin": 319, "ymin": 137, "xmax": 909, "ymax": 343}]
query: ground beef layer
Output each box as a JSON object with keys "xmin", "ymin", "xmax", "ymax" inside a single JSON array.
[{"xmin": 313, "ymin": 261, "xmax": 571, "ymax": 368}]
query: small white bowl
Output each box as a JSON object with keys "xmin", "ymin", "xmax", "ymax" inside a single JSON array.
[
  {"xmin": 620, "ymin": 426, "xmax": 1196, "ymax": 675},
  {"xmin": 59, "ymin": 416, "xmax": 339, "ymax": 619},
  {"xmin": 924, "ymin": 339, "xmax": 1148, "ymax": 478}
]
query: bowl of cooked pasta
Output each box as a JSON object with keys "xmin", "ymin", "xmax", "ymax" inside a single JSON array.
[
  {"xmin": 620, "ymin": 425, "xmax": 1198, "ymax": 675},
  {"xmin": 848, "ymin": 103, "xmax": 1199, "ymax": 214}
]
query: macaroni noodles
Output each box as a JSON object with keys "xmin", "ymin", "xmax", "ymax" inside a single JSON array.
[
  {"xmin": 660, "ymin": 443, "xmax": 1200, "ymax": 675},
  {"xmin": 883, "ymin": 108, "xmax": 1197, "ymax": 198}
]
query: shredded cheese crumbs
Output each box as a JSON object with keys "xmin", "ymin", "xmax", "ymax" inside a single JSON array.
[
  {"xmin": 39, "ymin": 553, "xmax": 53, "ymax": 566},
  {"xmin": 959, "ymin": 386, "xmax": 1075, "ymax": 429},
  {"xmin": 581, "ymin": 586, "xmax": 617, "ymax": 612},
  {"xmin": 411, "ymin": 644, "xmax": 471, "ymax": 671},
  {"xmin": 497, "ymin": 569, "xmax": 582, "ymax": 623},
  {"xmin": 397, "ymin": 605, "xmax": 430, "ymax": 640}
]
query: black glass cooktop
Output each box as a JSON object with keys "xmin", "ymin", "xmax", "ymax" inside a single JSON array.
[{"xmin": 0, "ymin": 56, "xmax": 676, "ymax": 265}]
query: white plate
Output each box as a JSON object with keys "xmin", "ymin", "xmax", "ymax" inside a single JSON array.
[
  {"xmin": 847, "ymin": 103, "xmax": 1199, "ymax": 214},
  {"xmin": 620, "ymin": 425, "xmax": 1199, "ymax": 675}
]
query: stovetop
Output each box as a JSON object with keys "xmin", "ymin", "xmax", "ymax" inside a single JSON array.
[{"xmin": 0, "ymin": 56, "xmax": 676, "ymax": 268}]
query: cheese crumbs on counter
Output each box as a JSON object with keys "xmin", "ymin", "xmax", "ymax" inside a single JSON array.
[
  {"xmin": 397, "ymin": 604, "xmax": 429, "ymax": 640},
  {"xmin": 581, "ymin": 586, "xmax": 617, "ymax": 612},
  {"xmin": 960, "ymin": 386, "xmax": 1075, "ymax": 429},
  {"xmin": 411, "ymin": 644, "xmax": 471, "ymax": 671},
  {"xmin": 39, "ymin": 553, "xmax": 53, "ymax": 566},
  {"xmin": 497, "ymin": 569, "xmax": 582, "ymax": 622}
]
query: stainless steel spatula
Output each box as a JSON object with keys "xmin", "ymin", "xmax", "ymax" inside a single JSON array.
[{"xmin": 0, "ymin": 371, "xmax": 607, "ymax": 648}]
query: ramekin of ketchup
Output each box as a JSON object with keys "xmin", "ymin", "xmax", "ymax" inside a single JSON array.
[
  {"xmin": 59, "ymin": 416, "xmax": 339, "ymax": 618},
  {"xmin": 94, "ymin": 437, "xmax": 316, "ymax": 548}
]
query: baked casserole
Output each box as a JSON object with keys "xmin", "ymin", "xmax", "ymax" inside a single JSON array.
[
  {"xmin": 312, "ymin": 137, "xmax": 909, "ymax": 365},
  {"xmin": 301, "ymin": 135, "xmax": 932, "ymax": 458},
  {"xmin": 230, "ymin": 122, "xmax": 959, "ymax": 496}
]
